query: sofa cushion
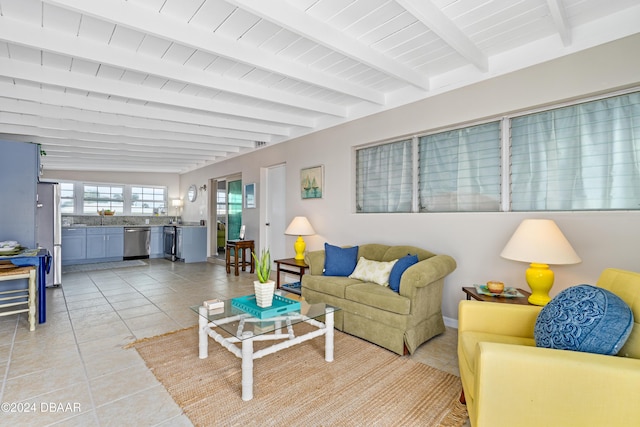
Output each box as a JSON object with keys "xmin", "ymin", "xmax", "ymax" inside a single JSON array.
[
  {"xmin": 323, "ymin": 243, "xmax": 359, "ymax": 276},
  {"xmin": 349, "ymin": 257, "xmax": 397, "ymax": 286},
  {"xmin": 388, "ymin": 254, "xmax": 419, "ymax": 292},
  {"xmin": 345, "ymin": 282, "xmax": 411, "ymax": 315},
  {"xmin": 303, "ymin": 274, "xmax": 361, "ymax": 299},
  {"xmin": 534, "ymin": 284, "xmax": 634, "ymax": 355}
]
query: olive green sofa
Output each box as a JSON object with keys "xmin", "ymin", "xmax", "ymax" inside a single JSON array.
[{"xmin": 301, "ymin": 244, "xmax": 457, "ymax": 355}]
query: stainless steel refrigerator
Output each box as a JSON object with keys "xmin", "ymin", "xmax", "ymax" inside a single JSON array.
[{"xmin": 36, "ymin": 182, "xmax": 62, "ymax": 287}]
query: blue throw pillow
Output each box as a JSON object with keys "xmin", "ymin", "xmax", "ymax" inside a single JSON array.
[
  {"xmin": 323, "ymin": 243, "xmax": 359, "ymax": 276},
  {"xmin": 388, "ymin": 254, "xmax": 419, "ymax": 292},
  {"xmin": 534, "ymin": 284, "xmax": 634, "ymax": 355}
]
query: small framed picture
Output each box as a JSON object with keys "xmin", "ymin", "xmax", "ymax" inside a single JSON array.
[
  {"xmin": 244, "ymin": 183, "xmax": 256, "ymax": 208},
  {"xmin": 301, "ymin": 165, "xmax": 323, "ymax": 199}
]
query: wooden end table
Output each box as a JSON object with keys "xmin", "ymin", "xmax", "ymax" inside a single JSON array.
[
  {"xmin": 462, "ymin": 286, "xmax": 534, "ymax": 305},
  {"xmin": 274, "ymin": 258, "xmax": 309, "ymax": 293},
  {"xmin": 226, "ymin": 240, "xmax": 255, "ymax": 276}
]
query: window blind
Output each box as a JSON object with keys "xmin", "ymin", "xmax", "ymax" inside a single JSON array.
[
  {"xmin": 356, "ymin": 139, "xmax": 413, "ymax": 213},
  {"xmin": 511, "ymin": 92, "xmax": 640, "ymax": 210},
  {"xmin": 418, "ymin": 121, "xmax": 501, "ymax": 212}
]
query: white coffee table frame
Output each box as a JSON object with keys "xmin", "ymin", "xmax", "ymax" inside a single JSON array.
[{"xmin": 197, "ymin": 305, "xmax": 335, "ymax": 401}]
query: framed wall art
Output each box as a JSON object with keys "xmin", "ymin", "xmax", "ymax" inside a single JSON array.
[
  {"xmin": 244, "ymin": 183, "xmax": 256, "ymax": 208},
  {"xmin": 300, "ymin": 165, "xmax": 323, "ymax": 199}
]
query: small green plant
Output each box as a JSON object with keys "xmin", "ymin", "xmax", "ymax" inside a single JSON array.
[{"xmin": 251, "ymin": 248, "xmax": 271, "ymax": 283}]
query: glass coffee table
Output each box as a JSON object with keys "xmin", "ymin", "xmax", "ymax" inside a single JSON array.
[{"xmin": 191, "ymin": 294, "xmax": 340, "ymax": 401}]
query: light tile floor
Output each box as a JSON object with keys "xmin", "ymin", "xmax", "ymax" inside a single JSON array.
[{"xmin": 0, "ymin": 259, "xmax": 462, "ymax": 426}]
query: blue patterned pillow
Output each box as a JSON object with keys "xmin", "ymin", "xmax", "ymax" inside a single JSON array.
[
  {"xmin": 388, "ymin": 254, "xmax": 419, "ymax": 292},
  {"xmin": 534, "ymin": 285, "xmax": 634, "ymax": 355},
  {"xmin": 323, "ymin": 243, "xmax": 359, "ymax": 276}
]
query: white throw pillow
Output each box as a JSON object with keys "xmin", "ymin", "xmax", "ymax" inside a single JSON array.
[{"xmin": 349, "ymin": 257, "xmax": 398, "ymax": 286}]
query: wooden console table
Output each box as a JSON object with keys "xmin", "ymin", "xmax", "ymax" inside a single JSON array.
[{"xmin": 226, "ymin": 240, "xmax": 255, "ymax": 276}]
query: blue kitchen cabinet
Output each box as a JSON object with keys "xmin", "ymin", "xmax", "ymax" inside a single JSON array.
[
  {"xmin": 61, "ymin": 227, "xmax": 87, "ymax": 264},
  {"xmin": 86, "ymin": 227, "xmax": 123, "ymax": 261},
  {"xmin": 0, "ymin": 140, "xmax": 38, "ymax": 249},
  {"xmin": 179, "ymin": 226, "xmax": 207, "ymax": 263},
  {"xmin": 150, "ymin": 226, "xmax": 164, "ymax": 258}
]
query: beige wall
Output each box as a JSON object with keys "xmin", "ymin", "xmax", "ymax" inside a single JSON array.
[
  {"xmin": 45, "ymin": 34, "xmax": 640, "ymax": 323},
  {"xmin": 181, "ymin": 34, "xmax": 640, "ymax": 323}
]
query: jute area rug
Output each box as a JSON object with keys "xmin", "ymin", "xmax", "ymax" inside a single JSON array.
[{"xmin": 130, "ymin": 325, "xmax": 468, "ymax": 427}]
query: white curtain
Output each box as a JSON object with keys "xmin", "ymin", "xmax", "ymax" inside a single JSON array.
[
  {"xmin": 511, "ymin": 92, "xmax": 640, "ymax": 210},
  {"xmin": 356, "ymin": 139, "xmax": 413, "ymax": 213},
  {"xmin": 419, "ymin": 122, "xmax": 501, "ymax": 212}
]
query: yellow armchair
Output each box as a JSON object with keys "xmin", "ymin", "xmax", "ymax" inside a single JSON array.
[{"xmin": 458, "ymin": 268, "xmax": 640, "ymax": 427}]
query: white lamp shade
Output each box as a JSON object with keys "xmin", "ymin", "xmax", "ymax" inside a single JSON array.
[
  {"xmin": 285, "ymin": 216, "xmax": 315, "ymax": 236},
  {"xmin": 500, "ymin": 219, "xmax": 581, "ymax": 265},
  {"xmin": 171, "ymin": 199, "xmax": 183, "ymax": 207}
]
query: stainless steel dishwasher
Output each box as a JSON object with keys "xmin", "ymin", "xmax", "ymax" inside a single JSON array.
[{"xmin": 123, "ymin": 227, "xmax": 150, "ymax": 260}]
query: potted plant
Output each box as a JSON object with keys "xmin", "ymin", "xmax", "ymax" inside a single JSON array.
[{"xmin": 251, "ymin": 248, "xmax": 275, "ymax": 308}]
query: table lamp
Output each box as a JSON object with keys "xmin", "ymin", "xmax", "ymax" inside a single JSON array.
[
  {"xmin": 500, "ymin": 219, "xmax": 581, "ymax": 306},
  {"xmin": 285, "ymin": 216, "xmax": 315, "ymax": 261},
  {"xmin": 171, "ymin": 199, "xmax": 183, "ymax": 223}
]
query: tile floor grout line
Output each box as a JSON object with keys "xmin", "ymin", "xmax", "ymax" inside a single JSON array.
[
  {"xmin": 0, "ymin": 317, "xmax": 19, "ymax": 404},
  {"xmin": 60, "ymin": 279, "xmax": 103, "ymax": 427}
]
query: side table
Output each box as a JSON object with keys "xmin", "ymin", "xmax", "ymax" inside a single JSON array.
[
  {"xmin": 226, "ymin": 240, "xmax": 255, "ymax": 276},
  {"xmin": 274, "ymin": 258, "xmax": 309, "ymax": 294},
  {"xmin": 462, "ymin": 286, "xmax": 533, "ymax": 306}
]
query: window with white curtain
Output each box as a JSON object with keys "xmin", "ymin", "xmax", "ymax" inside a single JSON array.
[
  {"xmin": 419, "ymin": 121, "xmax": 501, "ymax": 212},
  {"xmin": 355, "ymin": 90, "xmax": 640, "ymax": 213},
  {"xmin": 511, "ymin": 92, "xmax": 640, "ymax": 210},
  {"xmin": 356, "ymin": 139, "xmax": 413, "ymax": 213}
]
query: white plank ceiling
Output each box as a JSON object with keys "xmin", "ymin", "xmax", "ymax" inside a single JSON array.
[{"xmin": 0, "ymin": 0, "xmax": 638, "ymax": 173}]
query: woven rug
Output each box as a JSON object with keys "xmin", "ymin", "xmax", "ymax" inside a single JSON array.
[
  {"xmin": 129, "ymin": 325, "xmax": 468, "ymax": 427},
  {"xmin": 62, "ymin": 259, "xmax": 147, "ymax": 273}
]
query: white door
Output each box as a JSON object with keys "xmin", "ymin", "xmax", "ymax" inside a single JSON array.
[{"xmin": 265, "ymin": 164, "xmax": 286, "ymax": 261}]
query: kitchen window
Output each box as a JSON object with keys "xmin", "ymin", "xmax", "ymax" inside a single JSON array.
[
  {"xmin": 59, "ymin": 182, "xmax": 75, "ymax": 214},
  {"xmin": 83, "ymin": 185, "xmax": 124, "ymax": 214},
  {"xmin": 58, "ymin": 182, "xmax": 167, "ymax": 215},
  {"xmin": 355, "ymin": 89, "xmax": 640, "ymax": 213},
  {"xmin": 131, "ymin": 186, "xmax": 166, "ymax": 215}
]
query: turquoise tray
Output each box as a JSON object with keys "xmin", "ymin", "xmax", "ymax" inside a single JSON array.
[{"xmin": 231, "ymin": 294, "xmax": 301, "ymax": 319}]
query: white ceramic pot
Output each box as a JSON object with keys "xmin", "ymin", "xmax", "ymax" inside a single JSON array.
[{"xmin": 254, "ymin": 280, "xmax": 275, "ymax": 308}]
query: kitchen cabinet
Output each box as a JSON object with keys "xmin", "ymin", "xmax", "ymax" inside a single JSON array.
[
  {"xmin": 87, "ymin": 227, "xmax": 123, "ymax": 260},
  {"xmin": 61, "ymin": 228, "xmax": 87, "ymax": 264},
  {"xmin": 0, "ymin": 140, "xmax": 38, "ymax": 249},
  {"xmin": 179, "ymin": 226, "xmax": 207, "ymax": 263},
  {"xmin": 150, "ymin": 226, "xmax": 164, "ymax": 258}
]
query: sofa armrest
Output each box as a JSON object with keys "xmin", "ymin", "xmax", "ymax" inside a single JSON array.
[
  {"xmin": 458, "ymin": 300, "xmax": 542, "ymax": 338},
  {"xmin": 304, "ymin": 250, "xmax": 326, "ymax": 276},
  {"xmin": 474, "ymin": 342, "xmax": 640, "ymax": 427},
  {"xmin": 398, "ymin": 254, "xmax": 456, "ymax": 295}
]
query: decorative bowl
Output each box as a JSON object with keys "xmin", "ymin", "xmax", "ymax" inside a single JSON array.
[{"xmin": 487, "ymin": 281, "xmax": 505, "ymax": 294}]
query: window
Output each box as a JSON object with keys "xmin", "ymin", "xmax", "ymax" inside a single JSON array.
[
  {"xmin": 355, "ymin": 90, "xmax": 640, "ymax": 213},
  {"xmin": 511, "ymin": 92, "xmax": 640, "ymax": 211},
  {"xmin": 356, "ymin": 139, "xmax": 413, "ymax": 213},
  {"xmin": 131, "ymin": 186, "xmax": 166, "ymax": 215},
  {"xmin": 59, "ymin": 182, "xmax": 168, "ymax": 215},
  {"xmin": 217, "ymin": 188, "xmax": 227, "ymax": 216},
  {"xmin": 59, "ymin": 182, "xmax": 75, "ymax": 214},
  {"xmin": 419, "ymin": 122, "xmax": 501, "ymax": 212},
  {"xmin": 82, "ymin": 185, "xmax": 124, "ymax": 214}
]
